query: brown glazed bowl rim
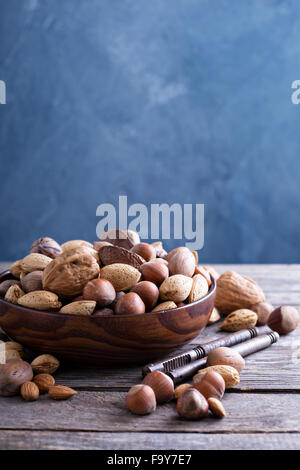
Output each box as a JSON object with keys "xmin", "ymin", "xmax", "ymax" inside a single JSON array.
[{"xmin": 0, "ymin": 270, "xmax": 216, "ymax": 320}]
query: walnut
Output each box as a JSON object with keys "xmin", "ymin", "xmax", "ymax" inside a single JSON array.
[
  {"xmin": 30, "ymin": 237, "xmax": 62, "ymax": 259},
  {"xmin": 42, "ymin": 247, "xmax": 100, "ymax": 297}
]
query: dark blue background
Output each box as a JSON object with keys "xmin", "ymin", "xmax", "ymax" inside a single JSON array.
[{"xmin": 1, "ymin": 0, "xmax": 300, "ymax": 262}]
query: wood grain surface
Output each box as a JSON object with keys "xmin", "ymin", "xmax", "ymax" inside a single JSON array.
[{"xmin": 0, "ymin": 263, "xmax": 300, "ymax": 450}]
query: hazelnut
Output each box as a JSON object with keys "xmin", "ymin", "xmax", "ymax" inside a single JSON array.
[
  {"xmin": 251, "ymin": 301, "xmax": 274, "ymax": 325},
  {"xmin": 110, "ymin": 291, "xmax": 125, "ymax": 309},
  {"xmin": 114, "ymin": 292, "xmax": 145, "ymax": 315},
  {"xmin": 83, "ymin": 278, "xmax": 116, "ymax": 307},
  {"xmin": 131, "ymin": 243, "xmax": 156, "ymax": 262},
  {"xmin": 126, "ymin": 384, "xmax": 156, "ymax": 415},
  {"xmin": 206, "ymin": 347, "xmax": 245, "ymax": 372},
  {"xmin": 30, "ymin": 237, "xmax": 62, "ymax": 259},
  {"xmin": 268, "ymin": 305, "xmax": 299, "ymax": 334},
  {"xmin": 174, "ymin": 383, "xmax": 191, "ymax": 400},
  {"xmin": 0, "ymin": 279, "xmax": 21, "ymax": 297},
  {"xmin": 0, "ymin": 359, "xmax": 33, "ymax": 396},
  {"xmin": 93, "ymin": 308, "xmax": 114, "ymax": 316},
  {"xmin": 142, "ymin": 371, "xmax": 174, "ymax": 403},
  {"xmin": 176, "ymin": 388, "xmax": 208, "ymax": 420},
  {"xmin": 193, "ymin": 371, "xmax": 225, "ymax": 400},
  {"xmin": 21, "ymin": 270, "xmax": 43, "ymax": 293},
  {"xmin": 130, "ymin": 281, "xmax": 159, "ymax": 311},
  {"xmin": 140, "ymin": 262, "xmax": 169, "ymax": 286}
]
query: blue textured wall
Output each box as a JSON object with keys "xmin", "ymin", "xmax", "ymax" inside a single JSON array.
[{"xmin": 1, "ymin": 0, "xmax": 300, "ymax": 262}]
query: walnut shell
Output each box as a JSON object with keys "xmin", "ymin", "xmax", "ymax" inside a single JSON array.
[
  {"xmin": 30, "ymin": 237, "xmax": 62, "ymax": 259},
  {"xmin": 42, "ymin": 248, "xmax": 100, "ymax": 297}
]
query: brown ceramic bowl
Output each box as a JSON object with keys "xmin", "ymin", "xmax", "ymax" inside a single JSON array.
[{"xmin": 0, "ymin": 270, "xmax": 216, "ymax": 366}]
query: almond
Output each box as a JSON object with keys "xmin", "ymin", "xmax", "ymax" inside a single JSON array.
[
  {"xmin": 59, "ymin": 300, "xmax": 96, "ymax": 316},
  {"xmin": 159, "ymin": 275, "xmax": 193, "ymax": 303},
  {"xmin": 21, "ymin": 253, "xmax": 52, "ymax": 273},
  {"xmin": 203, "ymin": 265, "xmax": 220, "ymax": 280},
  {"xmin": 215, "ymin": 270, "xmax": 265, "ymax": 314},
  {"xmin": 208, "ymin": 397, "xmax": 226, "ymax": 418},
  {"xmin": 61, "ymin": 240, "xmax": 94, "ymax": 251},
  {"xmin": 152, "ymin": 301, "xmax": 177, "ymax": 312},
  {"xmin": 10, "ymin": 260, "xmax": 23, "ymax": 279},
  {"xmin": 49, "ymin": 385, "xmax": 77, "ymax": 400},
  {"xmin": 101, "ymin": 263, "xmax": 141, "ymax": 291},
  {"xmin": 31, "ymin": 354, "xmax": 60, "ymax": 374},
  {"xmin": 208, "ymin": 307, "xmax": 221, "ymax": 324},
  {"xmin": 188, "ymin": 274, "xmax": 209, "ymax": 303},
  {"xmin": 20, "ymin": 381, "xmax": 39, "ymax": 401},
  {"xmin": 4, "ymin": 284, "xmax": 25, "ymax": 304},
  {"xmin": 167, "ymin": 247, "xmax": 195, "ymax": 277},
  {"xmin": 33, "ymin": 373, "xmax": 55, "ymax": 393},
  {"xmin": 194, "ymin": 365, "xmax": 240, "ymax": 389},
  {"xmin": 18, "ymin": 291, "xmax": 62, "ymax": 310},
  {"xmin": 194, "ymin": 265, "xmax": 212, "ymax": 286},
  {"xmin": 220, "ymin": 308, "xmax": 257, "ymax": 332},
  {"xmin": 99, "ymin": 245, "xmax": 145, "ymax": 268}
]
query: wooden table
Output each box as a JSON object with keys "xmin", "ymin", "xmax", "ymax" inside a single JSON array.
[{"xmin": 1, "ymin": 263, "xmax": 300, "ymax": 450}]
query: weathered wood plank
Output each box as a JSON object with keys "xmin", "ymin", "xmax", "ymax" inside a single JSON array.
[
  {"xmin": 0, "ymin": 430, "xmax": 299, "ymax": 450},
  {"xmin": 0, "ymin": 392, "xmax": 299, "ymax": 433},
  {"xmin": 52, "ymin": 322, "xmax": 300, "ymax": 391}
]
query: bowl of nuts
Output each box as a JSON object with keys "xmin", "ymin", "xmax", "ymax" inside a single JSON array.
[{"xmin": 0, "ymin": 230, "xmax": 216, "ymax": 365}]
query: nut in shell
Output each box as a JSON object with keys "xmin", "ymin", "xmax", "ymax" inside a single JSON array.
[
  {"xmin": 220, "ymin": 309, "xmax": 257, "ymax": 332},
  {"xmin": 206, "ymin": 347, "xmax": 245, "ymax": 372},
  {"xmin": 268, "ymin": 305, "xmax": 300, "ymax": 334},
  {"xmin": 18, "ymin": 291, "xmax": 62, "ymax": 310},
  {"xmin": 83, "ymin": 278, "xmax": 116, "ymax": 307},
  {"xmin": 31, "ymin": 354, "xmax": 60, "ymax": 375},
  {"xmin": 193, "ymin": 370, "xmax": 225, "ymax": 400},
  {"xmin": 30, "ymin": 237, "xmax": 62, "ymax": 259},
  {"xmin": 168, "ymin": 247, "xmax": 195, "ymax": 277},
  {"xmin": 130, "ymin": 281, "xmax": 159, "ymax": 311},
  {"xmin": 215, "ymin": 270, "xmax": 265, "ymax": 314},
  {"xmin": 114, "ymin": 292, "xmax": 145, "ymax": 315},
  {"xmin": 188, "ymin": 274, "xmax": 209, "ymax": 303},
  {"xmin": 21, "ymin": 253, "xmax": 52, "ymax": 273},
  {"xmin": 101, "ymin": 263, "xmax": 141, "ymax": 292},
  {"xmin": 4, "ymin": 284, "xmax": 25, "ymax": 304},
  {"xmin": 126, "ymin": 384, "xmax": 156, "ymax": 415},
  {"xmin": 0, "ymin": 279, "xmax": 21, "ymax": 297},
  {"xmin": 152, "ymin": 301, "xmax": 177, "ymax": 312},
  {"xmin": 142, "ymin": 371, "xmax": 174, "ymax": 403},
  {"xmin": 59, "ymin": 300, "xmax": 96, "ymax": 316},
  {"xmin": 159, "ymin": 275, "xmax": 193, "ymax": 303},
  {"xmin": 174, "ymin": 383, "xmax": 191, "ymax": 400},
  {"xmin": 21, "ymin": 270, "xmax": 43, "ymax": 293},
  {"xmin": 139, "ymin": 262, "xmax": 169, "ymax": 286},
  {"xmin": 42, "ymin": 248, "xmax": 100, "ymax": 297},
  {"xmin": 0, "ymin": 359, "xmax": 33, "ymax": 396},
  {"xmin": 10, "ymin": 260, "xmax": 23, "ymax": 279},
  {"xmin": 194, "ymin": 365, "xmax": 240, "ymax": 389},
  {"xmin": 176, "ymin": 388, "xmax": 208, "ymax": 420},
  {"xmin": 251, "ymin": 301, "xmax": 274, "ymax": 326}
]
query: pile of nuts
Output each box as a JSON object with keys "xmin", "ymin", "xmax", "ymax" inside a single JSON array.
[
  {"xmin": 0, "ymin": 229, "xmax": 215, "ymax": 316},
  {"xmin": 125, "ymin": 267, "xmax": 300, "ymax": 420},
  {"xmin": 126, "ymin": 346, "xmax": 244, "ymax": 419},
  {"xmin": 0, "ymin": 341, "xmax": 77, "ymax": 401}
]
